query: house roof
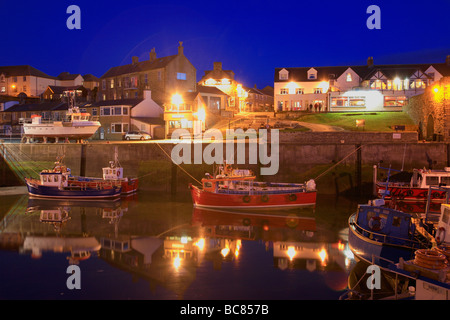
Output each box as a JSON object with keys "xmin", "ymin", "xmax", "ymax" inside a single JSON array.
[
  {"xmin": 197, "ymin": 85, "xmax": 230, "ymax": 96},
  {"xmin": 100, "ymin": 55, "xmax": 178, "ymax": 78},
  {"xmin": 89, "ymin": 98, "xmax": 143, "ymax": 108},
  {"xmin": 58, "ymin": 72, "xmax": 81, "ymax": 81},
  {"xmin": 200, "ymin": 69, "xmax": 235, "ymax": 81},
  {"xmin": 82, "ymin": 74, "xmax": 100, "ymax": 81},
  {"xmin": 131, "ymin": 117, "xmax": 165, "ymax": 125},
  {"xmin": 3, "ymin": 101, "xmax": 67, "ymax": 112},
  {"xmin": 275, "ymin": 62, "xmax": 450, "ymax": 82},
  {"xmin": 0, "ymin": 65, "xmax": 57, "ymax": 80}
]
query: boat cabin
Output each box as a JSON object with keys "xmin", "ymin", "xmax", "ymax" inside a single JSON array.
[
  {"xmin": 437, "ymin": 204, "xmax": 450, "ymax": 244},
  {"xmin": 103, "ymin": 161, "xmax": 123, "ymax": 180},
  {"xmin": 355, "ymin": 204, "xmax": 416, "ymax": 243},
  {"xmin": 202, "ymin": 176, "xmax": 256, "ymax": 193},
  {"xmin": 40, "ymin": 170, "xmax": 70, "ymax": 187},
  {"xmin": 412, "ymin": 168, "xmax": 450, "ymax": 188}
]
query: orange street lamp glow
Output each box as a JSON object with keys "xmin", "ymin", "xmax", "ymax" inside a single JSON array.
[{"xmin": 171, "ymin": 93, "xmax": 183, "ymax": 106}]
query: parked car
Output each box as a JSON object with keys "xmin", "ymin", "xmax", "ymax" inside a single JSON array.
[{"xmin": 124, "ymin": 131, "xmax": 151, "ymax": 141}]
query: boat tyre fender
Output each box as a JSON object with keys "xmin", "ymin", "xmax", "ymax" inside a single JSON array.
[
  {"xmin": 261, "ymin": 195, "xmax": 269, "ymax": 203},
  {"xmin": 406, "ymin": 189, "xmax": 414, "ymax": 197},
  {"xmin": 289, "ymin": 194, "xmax": 297, "ymax": 201},
  {"xmin": 414, "ymin": 249, "xmax": 448, "ymax": 269},
  {"xmin": 432, "ymin": 192, "xmax": 441, "ymax": 199},
  {"xmin": 418, "ymin": 191, "xmax": 428, "ymax": 199},
  {"xmin": 243, "ymin": 195, "xmax": 251, "ymax": 203},
  {"xmin": 368, "ymin": 216, "xmax": 383, "ymax": 232},
  {"xmin": 435, "ymin": 227, "xmax": 446, "ymax": 245}
]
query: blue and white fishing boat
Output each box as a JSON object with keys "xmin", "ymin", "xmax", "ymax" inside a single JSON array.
[
  {"xmin": 25, "ymin": 158, "xmax": 122, "ymax": 199},
  {"xmin": 348, "ymin": 199, "xmax": 432, "ymax": 269}
]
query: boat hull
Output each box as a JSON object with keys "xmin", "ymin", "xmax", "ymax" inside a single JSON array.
[
  {"xmin": 23, "ymin": 121, "xmax": 100, "ymax": 140},
  {"xmin": 189, "ymin": 184, "xmax": 316, "ymax": 210},
  {"xmin": 26, "ymin": 180, "xmax": 121, "ymax": 199},
  {"xmin": 376, "ymin": 183, "xmax": 448, "ymax": 202},
  {"xmin": 348, "ymin": 213, "xmax": 420, "ymax": 269}
]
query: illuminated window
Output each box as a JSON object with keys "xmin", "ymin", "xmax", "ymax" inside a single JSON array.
[
  {"xmin": 0, "ymin": 86, "xmax": 5, "ymax": 93},
  {"xmin": 346, "ymin": 73, "xmax": 352, "ymax": 82},
  {"xmin": 296, "ymin": 88, "xmax": 304, "ymax": 94},
  {"xmin": 110, "ymin": 80, "xmax": 114, "ymax": 89},
  {"xmin": 384, "ymin": 96, "xmax": 406, "ymax": 107},
  {"xmin": 280, "ymin": 88, "xmax": 288, "ymax": 95},
  {"xmin": 314, "ymin": 88, "xmax": 322, "ymax": 94}
]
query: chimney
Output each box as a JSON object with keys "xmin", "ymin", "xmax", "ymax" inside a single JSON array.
[
  {"xmin": 149, "ymin": 48, "xmax": 157, "ymax": 61},
  {"xmin": 132, "ymin": 56, "xmax": 139, "ymax": 65},
  {"xmin": 367, "ymin": 56, "xmax": 374, "ymax": 67},
  {"xmin": 213, "ymin": 62, "xmax": 222, "ymax": 71},
  {"xmin": 446, "ymin": 55, "xmax": 450, "ymax": 66},
  {"xmin": 178, "ymin": 41, "xmax": 184, "ymax": 56}
]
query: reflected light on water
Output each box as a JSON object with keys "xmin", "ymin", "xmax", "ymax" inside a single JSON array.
[
  {"xmin": 319, "ymin": 248, "xmax": 327, "ymax": 265},
  {"xmin": 287, "ymin": 246, "xmax": 296, "ymax": 261},
  {"xmin": 173, "ymin": 255, "xmax": 182, "ymax": 269}
]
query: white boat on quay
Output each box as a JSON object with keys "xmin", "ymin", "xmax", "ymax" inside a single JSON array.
[{"xmin": 21, "ymin": 106, "xmax": 100, "ymax": 143}]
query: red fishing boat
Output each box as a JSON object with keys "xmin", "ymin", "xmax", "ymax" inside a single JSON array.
[
  {"xmin": 73, "ymin": 147, "xmax": 138, "ymax": 195},
  {"xmin": 376, "ymin": 167, "xmax": 450, "ymax": 202},
  {"xmin": 189, "ymin": 164, "xmax": 317, "ymax": 210}
]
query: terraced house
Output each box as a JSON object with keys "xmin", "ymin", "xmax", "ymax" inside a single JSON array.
[
  {"xmin": 98, "ymin": 42, "xmax": 196, "ymax": 105},
  {"xmin": 274, "ymin": 56, "xmax": 450, "ymax": 113}
]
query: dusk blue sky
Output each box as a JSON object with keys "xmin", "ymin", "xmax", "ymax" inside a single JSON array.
[{"xmin": 0, "ymin": 0, "xmax": 449, "ymax": 89}]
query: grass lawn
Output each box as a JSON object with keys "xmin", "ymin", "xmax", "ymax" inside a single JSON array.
[{"xmin": 296, "ymin": 112, "xmax": 417, "ymax": 131}]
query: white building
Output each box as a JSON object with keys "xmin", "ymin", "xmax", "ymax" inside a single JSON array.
[
  {"xmin": 274, "ymin": 56, "xmax": 450, "ymax": 112},
  {"xmin": 0, "ymin": 65, "xmax": 59, "ymax": 98}
]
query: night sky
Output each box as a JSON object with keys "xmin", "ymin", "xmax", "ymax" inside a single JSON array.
[{"xmin": 0, "ymin": 0, "xmax": 449, "ymax": 89}]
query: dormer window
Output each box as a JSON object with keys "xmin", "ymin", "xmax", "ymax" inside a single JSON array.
[
  {"xmin": 307, "ymin": 68, "xmax": 317, "ymax": 80},
  {"xmin": 279, "ymin": 69, "xmax": 289, "ymax": 80}
]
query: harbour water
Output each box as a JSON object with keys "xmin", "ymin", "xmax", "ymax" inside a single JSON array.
[{"xmin": 0, "ymin": 191, "xmax": 364, "ymax": 300}]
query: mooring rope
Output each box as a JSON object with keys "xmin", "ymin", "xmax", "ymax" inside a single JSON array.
[
  {"xmin": 313, "ymin": 144, "xmax": 365, "ymax": 181},
  {"xmin": 154, "ymin": 142, "xmax": 203, "ymax": 185}
]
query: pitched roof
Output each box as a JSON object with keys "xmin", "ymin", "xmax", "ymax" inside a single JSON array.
[
  {"xmin": 3, "ymin": 101, "xmax": 67, "ymax": 112},
  {"xmin": 275, "ymin": 62, "xmax": 450, "ymax": 82},
  {"xmin": 82, "ymin": 74, "xmax": 100, "ymax": 81},
  {"xmin": 131, "ymin": 116, "xmax": 165, "ymax": 125},
  {"xmin": 0, "ymin": 65, "xmax": 57, "ymax": 79},
  {"xmin": 89, "ymin": 98, "xmax": 143, "ymax": 108},
  {"xmin": 58, "ymin": 72, "xmax": 81, "ymax": 80},
  {"xmin": 197, "ymin": 85, "xmax": 230, "ymax": 96},
  {"xmin": 100, "ymin": 55, "xmax": 178, "ymax": 78}
]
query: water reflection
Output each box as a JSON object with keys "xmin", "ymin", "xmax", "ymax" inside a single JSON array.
[{"xmin": 0, "ymin": 193, "xmax": 357, "ymax": 299}]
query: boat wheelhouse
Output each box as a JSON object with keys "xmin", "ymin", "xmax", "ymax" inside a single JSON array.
[
  {"xmin": 376, "ymin": 167, "xmax": 450, "ymax": 201},
  {"xmin": 189, "ymin": 164, "xmax": 317, "ymax": 210},
  {"xmin": 348, "ymin": 199, "xmax": 432, "ymax": 269}
]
